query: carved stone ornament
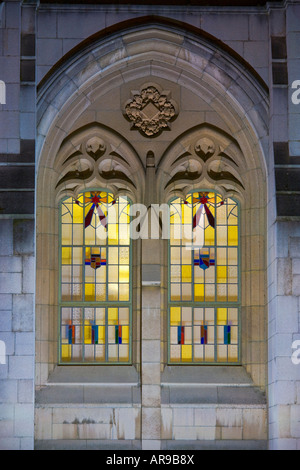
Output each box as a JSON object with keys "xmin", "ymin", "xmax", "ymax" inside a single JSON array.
[{"xmin": 124, "ymin": 84, "xmax": 178, "ymax": 137}]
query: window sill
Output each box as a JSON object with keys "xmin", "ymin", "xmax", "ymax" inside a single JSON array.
[
  {"xmin": 161, "ymin": 365, "xmax": 266, "ymax": 405},
  {"xmin": 35, "ymin": 365, "xmax": 140, "ymax": 405},
  {"xmin": 162, "ymin": 365, "xmax": 252, "ymax": 385},
  {"xmin": 47, "ymin": 364, "xmax": 138, "ymax": 385}
]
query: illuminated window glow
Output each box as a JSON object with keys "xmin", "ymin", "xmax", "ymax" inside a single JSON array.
[
  {"xmin": 59, "ymin": 191, "xmax": 131, "ymax": 364},
  {"xmin": 169, "ymin": 191, "xmax": 240, "ymax": 363}
]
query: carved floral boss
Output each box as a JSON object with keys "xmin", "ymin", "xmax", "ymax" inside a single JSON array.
[{"xmin": 124, "ymin": 85, "xmax": 178, "ymax": 137}]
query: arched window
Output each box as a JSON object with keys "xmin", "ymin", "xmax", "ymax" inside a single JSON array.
[
  {"xmin": 169, "ymin": 191, "xmax": 240, "ymax": 364},
  {"xmin": 59, "ymin": 190, "xmax": 131, "ymax": 364}
]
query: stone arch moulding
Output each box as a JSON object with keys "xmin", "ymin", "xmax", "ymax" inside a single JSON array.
[
  {"xmin": 156, "ymin": 123, "xmax": 248, "ymax": 204},
  {"xmin": 54, "ymin": 122, "xmax": 146, "ymax": 205},
  {"xmin": 36, "ymin": 18, "xmax": 269, "ymax": 180},
  {"xmin": 36, "ymin": 19, "xmax": 269, "ymax": 389}
]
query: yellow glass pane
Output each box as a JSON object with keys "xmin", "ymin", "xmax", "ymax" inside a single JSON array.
[
  {"xmin": 204, "ymin": 345, "xmax": 215, "ymax": 362},
  {"xmin": 171, "ymin": 265, "xmax": 181, "ymax": 283},
  {"xmin": 194, "ymin": 284, "xmax": 204, "ymax": 301},
  {"xmin": 119, "ymin": 247, "xmax": 129, "ymax": 264},
  {"xmin": 228, "ymin": 248, "xmax": 238, "ymax": 265},
  {"xmin": 170, "ymin": 307, "xmax": 181, "ymax": 326},
  {"xmin": 182, "ymin": 249, "xmax": 191, "ymax": 264},
  {"xmin": 228, "ymin": 285, "xmax": 238, "ymax": 301},
  {"xmin": 170, "ymin": 284, "xmax": 181, "ymax": 301},
  {"xmin": 98, "ymin": 326, "xmax": 105, "ymax": 344},
  {"xmin": 205, "ymin": 284, "xmax": 215, "ymax": 301},
  {"xmin": 73, "ymin": 202, "xmax": 83, "ymax": 224},
  {"xmin": 205, "ymin": 225, "xmax": 215, "ymax": 245},
  {"xmin": 119, "ymin": 265, "xmax": 129, "ymax": 283},
  {"xmin": 194, "ymin": 345, "xmax": 204, "ymax": 361},
  {"xmin": 217, "ymin": 203, "xmax": 227, "ymax": 225},
  {"xmin": 205, "ymin": 265, "xmax": 215, "ymax": 283},
  {"xmin": 109, "ymin": 247, "xmax": 118, "ymax": 264},
  {"xmin": 85, "ymin": 283, "xmax": 95, "ymax": 300},
  {"xmin": 108, "ymin": 266, "xmax": 118, "ymax": 283},
  {"xmin": 73, "ymin": 224, "xmax": 83, "ymax": 245},
  {"xmin": 170, "ymin": 345, "xmax": 181, "ymax": 362},
  {"xmin": 71, "ymin": 247, "xmax": 81, "ymax": 265},
  {"xmin": 95, "ymin": 345, "xmax": 105, "ymax": 361},
  {"xmin": 108, "ymin": 224, "xmax": 118, "ymax": 244},
  {"xmin": 228, "ymin": 204, "xmax": 238, "ymax": 225},
  {"xmin": 217, "ymin": 266, "xmax": 227, "ymax": 283},
  {"xmin": 170, "ymin": 205, "xmax": 181, "ymax": 224},
  {"xmin": 96, "ymin": 267, "xmax": 106, "ymax": 283},
  {"xmin": 182, "ymin": 284, "xmax": 192, "ymax": 301},
  {"xmin": 84, "ymin": 324, "xmax": 92, "ymax": 344},
  {"xmin": 119, "ymin": 308, "xmax": 129, "ymax": 325},
  {"xmin": 119, "ymin": 225, "xmax": 130, "ymax": 245},
  {"xmin": 182, "ymin": 203, "xmax": 192, "ymax": 225},
  {"xmin": 85, "ymin": 224, "xmax": 95, "ymax": 245},
  {"xmin": 217, "ymin": 225, "xmax": 227, "ymax": 246},
  {"xmin": 217, "ymin": 248, "xmax": 227, "ymax": 265},
  {"xmin": 62, "ymin": 247, "xmax": 72, "ymax": 265},
  {"xmin": 228, "ymin": 226, "xmax": 238, "ymax": 246},
  {"xmin": 228, "ymin": 266, "xmax": 238, "ymax": 283},
  {"xmin": 217, "ymin": 285, "xmax": 227, "ymax": 301},
  {"xmin": 170, "ymin": 225, "xmax": 181, "ymax": 244},
  {"xmin": 96, "ymin": 284, "xmax": 106, "ymax": 301},
  {"xmin": 171, "ymin": 247, "xmax": 181, "ymax": 264},
  {"xmin": 217, "ymin": 308, "xmax": 227, "ymax": 324},
  {"xmin": 119, "ymin": 345, "xmax": 129, "ymax": 362},
  {"xmin": 228, "ymin": 308, "xmax": 238, "ymax": 323},
  {"xmin": 119, "ymin": 284, "xmax": 129, "ymax": 301},
  {"xmin": 181, "ymin": 345, "xmax": 192, "ymax": 362},
  {"xmin": 108, "ymin": 345, "xmax": 118, "ymax": 361},
  {"xmin": 122, "ymin": 326, "xmax": 129, "ymax": 343},
  {"xmin": 61, "ymin": 345, "xmax": 71, "ymax": 361},
  {"xmin": 228, "ymin": 345, "xmax": 238, "ymax": 362},
  {"xmin": 62, "ymin": 225, "xmax": 72, "ymax": 245},
  {"xmin": 119, "ymin": 209, "xmax": 130, "ymax": 224},
  {"xmin": 108, "ymin": 283, "xmax": 118, "ymax": 300},
  {"xmin": 182, "ymin": 265, "xmax": 192, "ymax": 283},
  {"xmin": 61, "ymin": 266, "xmax": 71, "ymax": 283},
  {"xmin": 108, "ymin": 308, "xmax": 118, "ymax": 325},
  {"xmin": 194, "ymin": 266, "xmax": 204, "ymax": 283},
  {"xmin": 217, "ymin": 345, "xmax": 227, "ymax": 361}
]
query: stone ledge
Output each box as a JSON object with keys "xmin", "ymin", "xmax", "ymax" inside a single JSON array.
[
  {"xmin": 161, "ymin": 385, "xmax": 266, "ymax": 405},
  {"xmin": 161, "ymin": 439, "xmax": 268, "ymax": 450},
  {"xmin": 47, "ymin": 364, "xmax": 139, "ymax": 383},
  {"xmin": 34, "ymin": 439, "xmax": 142, "ymax": 450},
  {"xmin": 35, "ymin": 384, "xmax": 141, "ymax": 405},
  {"xmin": 162, "ymin": 365, "xmax": 254, "ymax": 384}
]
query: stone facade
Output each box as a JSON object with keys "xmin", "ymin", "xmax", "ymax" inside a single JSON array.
[{"xmin": 0, "ymin": 0, "xmax": 299, "ymax": 451}]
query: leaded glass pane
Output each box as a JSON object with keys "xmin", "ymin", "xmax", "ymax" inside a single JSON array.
[
  {"xmin": 59, "ymin": 191, "xmax": 131, "ymax": 364},
  {"xmin": 169, "ymin": 191, "xmax": 240, "ymax": 364}
]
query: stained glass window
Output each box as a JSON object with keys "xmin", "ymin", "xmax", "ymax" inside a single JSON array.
[
  {"xmin": 169, "ymin": 191, "xmax": 240, "ymax": 363},
  {"xmin": 59, "ymin": 191, "xmax": 131, "ymax": 364}
]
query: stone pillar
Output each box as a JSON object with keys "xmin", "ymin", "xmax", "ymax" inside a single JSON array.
[
  {"xmin": 140, "ymin": 152, "xmax": 162, "ymax": 449},
  {"xmin": 267, "ymin": 3, "xmax": 300, "ymax": 450}
]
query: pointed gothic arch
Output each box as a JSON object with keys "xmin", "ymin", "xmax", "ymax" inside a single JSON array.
[{"xmin": 35, "ymin": 19, "xmax": 269, "ymax": 446}]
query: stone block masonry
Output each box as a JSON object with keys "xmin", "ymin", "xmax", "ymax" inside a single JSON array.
[
  {"xmin": 0, "ymin": 219, "xmax": 35, "ymax": 450},
  {"xmin": 0, "ymin": 0, "xmax": 37, "ymax": 449}
]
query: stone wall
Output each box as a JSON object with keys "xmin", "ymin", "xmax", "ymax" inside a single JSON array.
[
  {"xmin": 0, "ymin": 1, "xmax": 36, "ymax": 450},
  {"xmin": 0, "ymin": 219, "xmax": 35, "ymax": 450}
]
